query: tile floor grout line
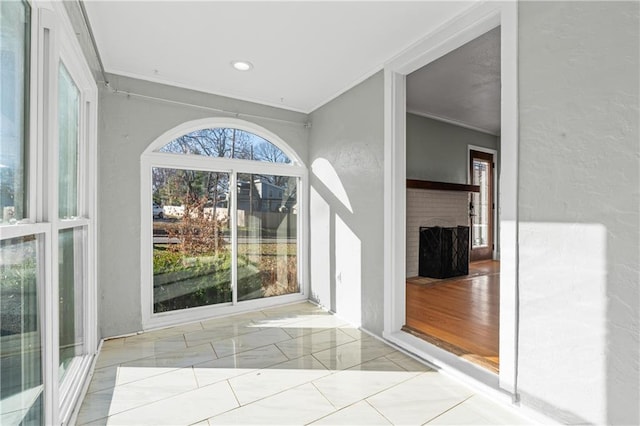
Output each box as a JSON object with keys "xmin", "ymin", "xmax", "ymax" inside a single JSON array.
[
  {"xmin": 341, "ymin": 364, "xmax": 430, "ymax": 408},
  {"xmin": 226, "ymin": 378, "xmax": 242, "ymax": 407},
  {"xmin": 310, "ymin": 380, "xmax": 341, "ymax": 411},
  {"xmin": 364, "ymin": 399, "xmax": 394, "ymax": 425},
  {"xmin": 189, "ymin": 343, "xmax": 285, "ymax": 371},
  {"xmin": 87, "ymin": 362, "xmax": 191, "ymax": 395},
  {"xmin": 385, "ymin": 354, "xmax": 423, "ymax": 373},
  {"xmin": 83, "ymin": 369, "xmax": 238, "ymax": 424},
  {"xmin": 305, "ymin": 371, "xmax": 409, "ymax": 426},
  {"xmin": 272, "ymin": 341, "xmax": 294, "ymax": 360},
  {"xmin": 209, "ymin": 341, "xmax": 219, "ymax": 359},
  {"xmin": 94, "ymin": 338, "xmax": 214, "ymax": 370},
  {"xmin": 87, "ymin": 344, "xmax": 222, "ymax": 394},
  {"xmin": 190, "ymin": 365, "xmax": 202, "ymax": 388},
  {"xmin": 421, "ymin": 394, "xmax": 475, "ymax": 425},
  {"xmin": 185, "ymin": 324, "xmax": 264, "ymax": 347},
  {"xmin": 222, "ymin": 352, "xmax": 338, "ymax": 409},
  {"xmin": 88, "ymin": 345, "xmax": 266, "ymax": 424},
  {"xmin": 302, "ymin": 354, "xmax": 427, "ymax": 423},
  {"xmin": 206, "ymin": 371, "xmax": 330, "ymax": 423}
]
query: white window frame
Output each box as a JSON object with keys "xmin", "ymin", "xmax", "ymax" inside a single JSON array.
[
  {"xmin": 50, "ymin": 4, "xmax": 98, "ymax": 421},
  {"xmin": 0, "ymin": 2, "xmax": 98, "ymax": 424},
  {"xmin": 141, "ymin": 118, "xmax": 309, "ymax": 330}
]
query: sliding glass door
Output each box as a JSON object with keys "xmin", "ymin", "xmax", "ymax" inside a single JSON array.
[
  {"xmin": 237, "ymin": 173, "xmax": 298, "ymax": 301},
  {"xmin": 143, "ymin": 124, "xmax": 305, "ymax": 325},
  {"xmin": 152, "ymin": 168, "xmax": 232, "ymax": 313}
]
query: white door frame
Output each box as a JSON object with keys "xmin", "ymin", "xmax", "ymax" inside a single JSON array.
[{"xmin": 383, "ymin": 2, "xmax": 519, "ymax": 396}]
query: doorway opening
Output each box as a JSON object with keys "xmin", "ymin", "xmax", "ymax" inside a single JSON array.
[
  {"xmin": 401, "ymin": 26, "xmax": 501, "ymax": 373},
  {"xmin": 383, "ymin": 2, "xmax": 519, "ymax": 394}
]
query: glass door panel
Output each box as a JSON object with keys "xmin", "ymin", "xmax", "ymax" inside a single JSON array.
[
  {"xmin": 237, "ymin": 173, "xmax": 298, "ymax": 301},
  {"xmin": 471, "ymin": 159, "xmax": 489, "ymax": 248},
  {"xmin": 58, "ymin": 227, "xmax": 85, "ymax": 381},
  {"xmin": 0, "ymin": 235, "xmax": 43, "ymax": 425},
  {"xmin": 152, "ymin": 167, "xmax": 231, "ymax": 313},
  {"xmin": 469, "ymin": 150, "xmax": 494, "ymax": 262}
]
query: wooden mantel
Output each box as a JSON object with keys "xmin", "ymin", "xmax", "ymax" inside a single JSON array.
[{"xmin": 406, "ymin": 179, "xmax": 480, "ymax": 193}]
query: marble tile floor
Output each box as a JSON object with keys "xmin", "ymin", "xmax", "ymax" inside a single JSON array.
[{"xmin": 76, "ymin": 302, "xmax": 531, "ymax": 425}]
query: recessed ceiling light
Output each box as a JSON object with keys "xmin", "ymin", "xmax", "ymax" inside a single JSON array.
[{"xmin": 231, "ymin": 60, "xmax": 253, "ymax": 71}]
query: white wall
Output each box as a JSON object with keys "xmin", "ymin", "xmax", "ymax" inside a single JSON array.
[
  {"xmin": 308, "ymin": 71, "xmax": 385, "ymax": 333},
  {"xmin": 98, "ymin": 73, "xmax": 309, "ymax": 338},
  {"xmin": 517, "ymin": 2, "xmax": 639, "ymax": 424}
]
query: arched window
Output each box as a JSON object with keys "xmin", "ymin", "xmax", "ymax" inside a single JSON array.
[
  {"xmin": 141, "ymin": 118, "xmax": 307, "ymax": 328},
  {"xmin": 159, "ymin": 128, "xmax": 292, "ymax": 164}
]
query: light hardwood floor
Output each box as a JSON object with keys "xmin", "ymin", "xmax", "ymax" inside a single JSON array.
[{"xmin": 405, "ymin": 260, "xmax": 500, "ymax": 373}]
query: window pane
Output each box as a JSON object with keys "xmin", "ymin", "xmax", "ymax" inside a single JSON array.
[
  {"xmin": 471, "ymin": 159, "xmax": 489, "ymax": 248},
  {"xmin": 58, "ymin": 64, "xmax": 79, "ymax": 219},
  {"xmin": 0, "ymin": 235, "xmax": 43, "ymax": 425},
  {"xmin": 58, "ymin": 227, "xmax": 84, "ymax": 381},
  {"xmin": 152, "ymin": 167, "xmax": 231, "ymax": 313},
  {"xmin": 237, "ymin": 173, "xmax": 298, "ymax": 301},
  {"xmin": 0, "ymin": 1, "xmax": 30, "ymax": 225},
  {"xmin": 159, "ymin": 128, "xmax": 292, "ymax": 164}
]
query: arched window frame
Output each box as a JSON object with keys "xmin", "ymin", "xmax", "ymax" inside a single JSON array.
[{"xmin": 141, "ymin": 118, "xmax": 308, "ymax": 329}]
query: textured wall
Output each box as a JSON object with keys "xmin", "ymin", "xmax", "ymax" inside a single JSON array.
[
  {"xmin": 518, "ymin": 2, "xmax": 639, "ymax": 424},
  {"xmin": 406, "ymin": 113, "xmax": 498, "ymax": 184},
  {"xmin": 98, "ymin": 74, "xmax": 309, "ymax": 338},
  {"xmin": 308, "ymin": 72, "xmax": 385, "ymax": 333}
]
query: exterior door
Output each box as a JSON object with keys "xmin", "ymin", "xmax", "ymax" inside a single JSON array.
[{"xmin": 469, "ymin": 150, "xmax": 494, "ymax": 262}]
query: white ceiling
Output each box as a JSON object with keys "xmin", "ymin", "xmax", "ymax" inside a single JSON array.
[
  {"xmin": 406, "ymin": 27, "xmax": 501, "ymax": 135},
  {"xmin": 84, "ymin": 1, "xmax": 474, "ymax": 113}
]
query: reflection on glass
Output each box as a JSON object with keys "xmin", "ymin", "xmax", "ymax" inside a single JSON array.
[
  {"xmin": 152, "ymin": 167, "xmax": 231, "ymax": 312},
  {"xmin": 237, "ymin": 173, "xmax": 298, "ymax": 301},
  {"xmin": 0, "ymin": 236, "xmax": 43, "ymax": 424},
  {"xmin": 472, "ymin": 160, "xmax": 489, "ymax": 248},
  {"xmin": 0, "ymin": 1, "xmax": 30, "ymax": 224},
  {"xmin": 159, "ymin": 128, "xmax": 292, "ymax": 164},
  {"xmin": 58, "ymin": 64, "xmax": 80, "ymax": 219},
  {"xmin": 58, "ymin": 228, "xmax": 84, "ymax": 381}
]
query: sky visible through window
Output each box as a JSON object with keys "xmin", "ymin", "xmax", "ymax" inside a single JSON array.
[{"xmin": 158, "ymin": 128, "xmax": 291, "ymax": 164}]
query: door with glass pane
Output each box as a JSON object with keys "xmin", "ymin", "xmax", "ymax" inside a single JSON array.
[
  {"xmin": 237, "ymin": 173, "xmax": 298, "ymax": 301},
  {"xmin": 152, "ymin": 168, "xmax": 232, "ymax": 313},
  {"xmin": 469, "ymin": 150, "xmax": 494, "ymax": 262}
]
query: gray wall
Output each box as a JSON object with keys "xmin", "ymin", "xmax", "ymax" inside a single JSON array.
[
  {"xmin": 98, "ymin": 73, "xmax": 309, "ymax": 338},
  {"xmin": 517, "ymin": 2, "xmax": 639, "ymax": 424},
  {"xmin": 406, "ymin": 113, "xmax": 498, "ymax": 183},
  {"xmin": 308, "ymin": 71, "xmax": 385, "ymax": 335}
]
